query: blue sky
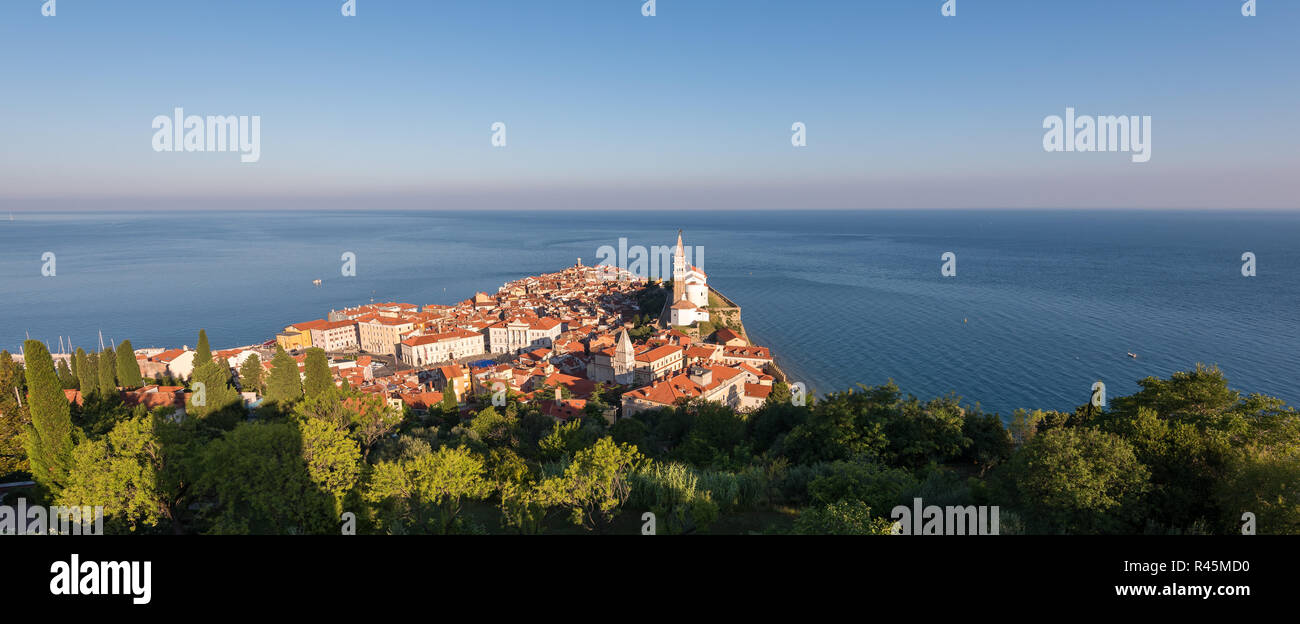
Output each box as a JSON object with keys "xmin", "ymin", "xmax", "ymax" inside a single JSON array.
[{"xmin": 1, "ymin": 0, "xmax": 1297, "ymax": 209}]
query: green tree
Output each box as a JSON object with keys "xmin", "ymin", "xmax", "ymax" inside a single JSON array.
[
  {"xmin": 302, "ymin": 348, "xmax": 333, "ymax": 398},
  {"xmin": 765, "ymin": 380, "xmax": 792, "ymax": 406},
  {"xmin": 1097, "ymin": 365, "xmax": 1300, "ymax": 534},
  {"xmin": 193, "ymin": 329, "xmax": 213, "ymax": 369},
  {"xmin": 492, "ymin": 448, "xmax": 560, "ymax": 535},
  {"xmin": 440, "ymin": 386, "xmax": 459, "ymax": 417},
  {"xmin": 962, "ymin": 410, "xmax": 1014, "ymax": 476},
  {"xmin": 56, "ymin": 359, "xmax": 78, "ymax": 390},
  {"xmin": 97, "ymin": 347, "xmax": 118, "ymax": 399},
  {"xmin": 59, "ymin": 413, "xmax": 166, "ymax": 532},
  {"xmin": 114, "ymin": 340, "xmax": 143, "ymax": 389},
  {"xmin": 21, "ymin": 341, "xmax": 76, "ymax": 494},
  {"xmin": 807, "ymin": 457, "xmax": 918, "ymax": 513},
  {"xmin": 238, "ymin": 353, "xmax": 264, "ymax": 395},
  {"xmin": 364, "ymin": 445, "xmax": 493, "ymax": 534},
  {"xmin": 548, "ymin": 437, "xmax": 643, "ymax": 533},
  {"xmin": 794, "ymin": 499, "xmax": 895, "ymax": 535},
  {"xmin": 291, "ymin": 388, "xmax": 400, "ymax": 461},
  {"xmin": 187, "ymin": 360, "xmax": 242, "ymax": 429},
  {"xmin": 0, "ymin": 351, "xmax": 30, "ymax": 477},
  {"xmin": 468, "ymin": 406, "xmax": 512, "ymax": 444},
  {"xmin": 74, "ymin": 348, "xmax": 95, "ymax": 397},
  {"xmin": 539, "ymin": 418, "xmax": 589, "ymax": 461},
  {"xmin": 297, "ymin": 416, "xmax": 362, "ymax": 517},
  {"xmin": 611, "ymin": 416, "xmax": 647, "ymax": 447},
  {"xmin": 780, "ymin": 386, "xmax": 890, "ymax": 464},
  {"xmin": 676, "ymin": 400, "xmax": 747, "ymax": 465},
  {"xmin": 197, "ymin": 421, "xmax": 338, "ymax": 534},
  {"xmin": 82, "ymin": 350, "xmax": 100, "ymax": 398},
  {"xmin": 264, "ymin": 345, "xmax": 303, "ymax": 409},
  {"xmin": 1216, "ymin": 445, "xmax": 1300, "ymax": 534},
  {"xmin": 999, "ymin": 427, "xmax": 1149, "ymax": 534}
]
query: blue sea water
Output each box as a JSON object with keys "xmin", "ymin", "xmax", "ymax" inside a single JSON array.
[{"xmin": 1, "ymin": 210, "xmax": 1296, "ymax": 416}]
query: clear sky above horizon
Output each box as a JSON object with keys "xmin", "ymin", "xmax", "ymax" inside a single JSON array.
[{"xmin": 2, "ymin": 0, "xmax": 1297, "ymax": 210}]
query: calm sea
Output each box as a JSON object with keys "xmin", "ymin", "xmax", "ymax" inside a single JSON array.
[{"xmin": 2, "ymin": 210, "xmax": 1296, "ymax": 415}]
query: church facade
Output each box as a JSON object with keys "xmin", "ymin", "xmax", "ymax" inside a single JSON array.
[
  {"xmin": 669, "ymin": 230, "xmax": 710, "ymax": 326},
  {"xmin": 586, "ymin": 328, "xmax": 637, "ymax": 384}
]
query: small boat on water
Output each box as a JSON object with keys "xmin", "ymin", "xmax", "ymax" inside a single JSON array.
[
  {"xmin": 1127, "ymin": 352, "xmax": 1138, "ymax": 359},
  {"xmin": 313, "ymin": 279, "xmax": 322, "ymax": 287}
]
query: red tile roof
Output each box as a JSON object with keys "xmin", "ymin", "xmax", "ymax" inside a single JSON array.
[{"xmin": 635, "ymin": 344, "xmax": 682, "ymax": 363}]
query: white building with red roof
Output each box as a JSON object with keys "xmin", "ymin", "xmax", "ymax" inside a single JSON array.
[
  {"xmin": 620, "ymin": 364, "xmax": 747, "ymax": 420},
  {"xmin": 398, "ymin": 329, "xmax": 486, "ymax": 367}
]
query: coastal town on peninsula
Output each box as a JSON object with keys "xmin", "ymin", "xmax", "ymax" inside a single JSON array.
[{"xmin": 51, "ymin": 231, "xmax": 783, "ymax": 424}]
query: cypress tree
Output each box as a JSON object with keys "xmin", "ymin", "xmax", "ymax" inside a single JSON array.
[
  {"xmin": 73, "ymin": 348, "xmax": 91, "ymax": 393},
  {"xmin": 187, "ymin": 360, "xmax": 240, "ymax": 428},
  {"xmin": 1, "ymin": 350, "xmax": 30, "ymax": 476},
  {"xmin": 56, "ymin": 358, "xmax": 78, "ymax": 390},
  {"xmin": 82, "ymin": 350, "xmax": 99, "ymax": 398},
  {"xmin": 21, "ymin": 340, "xmax": 75, "ymax": 494},
  {"xmin": 238, "ymin": 353, "xmax": 264, "ymax": 395},
  {"xmin": 265, "ymin": 345, "xmax": 303, "ymax": 407},
  {"xmin": 302, "ymin": 348, "xmax": 333, "ymax": 398},
  {"xmin": 115, "ymin": 339, "xmax": 144, "ymax": 389},
  {"xmin": 98, "ymin": 347, "xmax": 118, "ymax": 399},
  {"xmin": 194, "ymin": 329, "xmax": 213, "ymax": 369}
]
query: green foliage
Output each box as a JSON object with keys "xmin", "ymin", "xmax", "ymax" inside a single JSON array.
[
  {"xmin": 439, "ymin": 386, "xmax": 459, "ymax": 421},
  {"xmin": 765, "ymin": 381, "xmax": 792, "ymax": 407},
  {"xmin": 365, "ymin": 445, "xmax": 493, "ymax": 534},
  {"xmin": 807, "ymin": 457, "xmax": 917, "ymax": 513},
  {"xmin": 56, "ymin": 358, "xmax": 78, "ymax": 390},
  {"xmin": 539, "ymin": 418, "xmax": 589, "ymax": 462},
  {"xmin": 696, "ymin": 466, "xmax": 769, "ymax": 512},
  {"xmin": 628, "ymin": 461, "xmax": 719, "ymax": 534},
  {"xmin": 74, "ymin": 348, "xmax": 95, "ymax": 397},
  {"xmin": 238, "ymin": 353, "xmax": 264, "ymax": 395},
  {"xmin": 59, "ymin": 414, "xmax": 165, "ymax": 532},
  {"xmin": 302, "ymin": 348, "xmax": 333, "ymax": 398},
  {"xmin": 468, "ymin": 406, "xmax": 512, "ymax": 444},
  {"xmin": 26, "ymin": 358, "xmax": 1300, "ymax": 535},
  {"xmin": 193, "ymin": 329, "xmax": 213, "ymax": 369},
  {"xmin": 264, "ymin": 345, "xmax": 303, "ymax": 410},
  {"xmin": 779, "ymin": 383, "xmax": 970, "ymax": 469},
  {"xmin": 997, "ymin": 427, "xmax": 1149, "ymax": 534},
  {"xmin": 547, "ymin": 437, "xmax": 643, "ymax": 533},
  {"xmin": 21, "ymin": 341, "xmax": 76, "ymax": 494},
  {"xmin": 673, "ymin": 400, "xmax": 747, "ymax": 466},
  {"xmin": 186, "ymin": 360, "xmax": 242, "ymax": 429},
  {"xmin": 611, "ymin": 416, "xmax": 647, "ymax": 447},
  {"xmin": 780, "ymin": 385, "xmax": 890, "ymax": 464},
  {"xmin": 198, "ymin": 421, "xmax": 338, "ymax": 534},
  {"xmin": 1216, "ymin": 445, "xmax": 1300, "ymax": 534},
  {"xmin": 114, "ymin": 340, "xmax": 144, "ymax": 389},
  {"xmin": 297, "ymin": 416, "xmax": 362, "ymax": 516},
  {"xmin": 1093, "ymin": 364, "xmax": 1300, "ymax": 534},
  {"xmin": 0, "ymin": 350, "xmax": 30, "ymax": 477},
  {"xmin": 627, "ymin": 325, "xmax": 655, "ymax": 341},
  {"xmin": 961, "ymin": 410, "xmax": 1014, "ymax": 475},
  {"xmin": 97, "ymin": 347, "xmax": 118, "ymax": 399},
  {"xmin": 634, "ymin": 283, "xmax": 668, "ymax": 321},
  {"xmin": 748, "ymin": 399, "xmax": 807, "ymax": 454},
  {"xmin": 794, "ymin": 499, "xmax": 894, "ymax": 535},
  {"xmin": 292, "ymin": 388, "xmax": 404, "ymax": 461},
  {"xmin": 492, "ymin": 448, "xmax": 561, "ymax": 535}
]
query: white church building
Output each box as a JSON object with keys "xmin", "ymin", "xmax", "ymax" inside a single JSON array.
[{"xmin": 669, "ymin": 230, "xmax": 710, "ymax": 327}]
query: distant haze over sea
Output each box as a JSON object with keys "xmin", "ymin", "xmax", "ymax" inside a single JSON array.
[{"xmin": 2, "ymin": 209, "xmax": 1296, "ymax": 415}]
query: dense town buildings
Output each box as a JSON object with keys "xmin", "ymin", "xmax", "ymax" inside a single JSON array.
[{"xmin": 72, "ymin": 231, "xmax": 780, "ymax": 424}]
